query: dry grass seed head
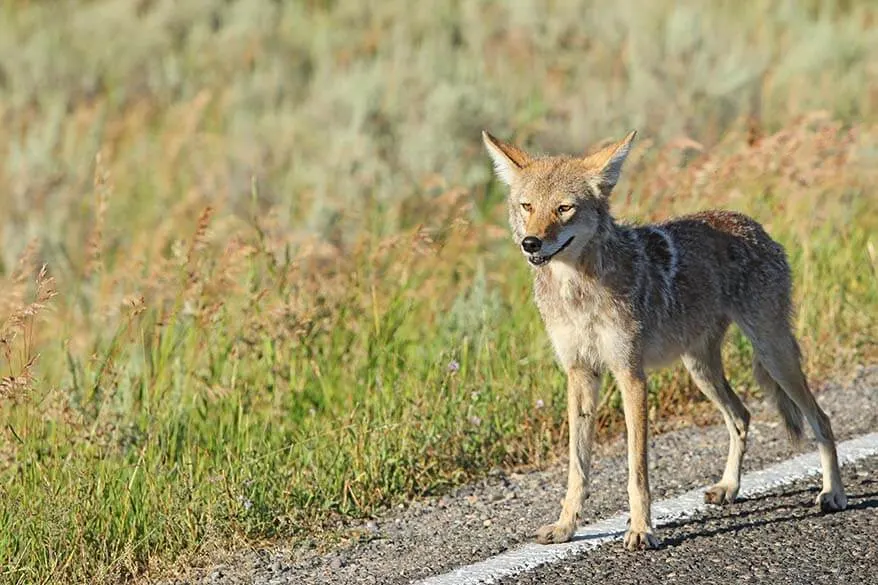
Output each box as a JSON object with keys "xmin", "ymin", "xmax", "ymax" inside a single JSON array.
[{"xmin": 85, "ymin": 151, "xmax": 112, "ymax": 279}]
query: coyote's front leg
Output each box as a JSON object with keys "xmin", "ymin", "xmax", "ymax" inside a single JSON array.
[
  {"xmin": 613, "ymin": 366, "xmax": 658, "ymax": 550},
  {"xmin": 536, "ymin": 367, "xmax": 600, "ymax": 544}
]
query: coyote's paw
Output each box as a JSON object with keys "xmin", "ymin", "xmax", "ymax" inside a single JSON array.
[
  {"xmin": 816, "ymin": 488, "xmax": 847, "ymax": 512},
  {"xmin": 535, "ymin": 522, "xmax": 575, "ymax": 544},
  {"xmin": 623, "ymin": 529, "xmax": 659, "ymax": 551},
  {"xmin": 704, "ymin": 483, "xmax": 739, "ymax": 505}
]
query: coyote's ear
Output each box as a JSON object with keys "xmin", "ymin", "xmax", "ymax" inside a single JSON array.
[
  {"xmin": 482, "ymin": 130, "xmax": 532, "ymax": 185},
  {"xmin": 582, "ymin": 130, "xmax": 636, "ymax": 196}
]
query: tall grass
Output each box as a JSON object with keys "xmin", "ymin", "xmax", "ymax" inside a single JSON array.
[{"xmin": 0, "ymin": 1, "xmax": 876, "ymax": 583}]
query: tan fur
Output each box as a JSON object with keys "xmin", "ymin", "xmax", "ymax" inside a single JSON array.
[{"xmin": 482, "ymin": 129, "xmax": 847, "ymax": 551}]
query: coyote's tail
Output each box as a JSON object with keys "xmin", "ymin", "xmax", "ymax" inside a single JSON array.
[{"xmin": 753, "ymin": 358, "xmax": 805, "ymax": 444}]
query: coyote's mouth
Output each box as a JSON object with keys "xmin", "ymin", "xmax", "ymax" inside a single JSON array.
[{"xmin": 527, "ymin": 236, "xmax": 575, "ymax": 266}]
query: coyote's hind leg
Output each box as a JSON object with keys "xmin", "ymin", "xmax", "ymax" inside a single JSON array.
[
  {"xmin": 681, "ymin": 331, "xmax": 750, "ymax": 505},
  {"xmin": 739, "ymin": 318, "xmax": 847, "ymax": 512}
]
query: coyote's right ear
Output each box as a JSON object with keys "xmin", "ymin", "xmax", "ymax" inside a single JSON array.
[
  {"xmin": 582, "ymin": 130, "xmax": 636, "ymax": 197},
  {"xmin": 482, "ymin": 130, "xmax": 531, "ymax": 185}
]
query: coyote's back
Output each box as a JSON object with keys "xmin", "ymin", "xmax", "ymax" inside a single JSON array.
[{"xmin": 617, "ymin": 210, "xmax": 793, "ymax": 364}]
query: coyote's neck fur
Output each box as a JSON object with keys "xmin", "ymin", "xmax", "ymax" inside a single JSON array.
[
  {"xmin": 527, "ymin": 203, "xmax": 680, "ymax": 362},
  {"xmin": 532, "ymin": 213, "xmax": 684, "ymax": 371},
  {"xmin": 539, "ymin": 214, "xmax": 631, "ymax": 296},
  {"xmin": 537, "ymin": 214, "xmax": 678, "ymax": 308}
]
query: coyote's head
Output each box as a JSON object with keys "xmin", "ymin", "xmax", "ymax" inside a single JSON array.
[{"xmin": 481, "ymin": 130, "xmax": 635, "ymax": 267}]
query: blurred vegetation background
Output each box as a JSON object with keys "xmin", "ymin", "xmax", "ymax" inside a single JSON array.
[{"xmin": 0, "ymin": 0, "xmax": 876, "ymax": 583}]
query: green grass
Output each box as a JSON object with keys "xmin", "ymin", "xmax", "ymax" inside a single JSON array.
[{"xmin": 0, "ymin": 1, "xmax": 877, "ymax": 583}]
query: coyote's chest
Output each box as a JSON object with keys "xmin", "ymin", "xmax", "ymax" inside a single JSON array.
[{"xmin": 534, "ymin": 263, "xmax": 634, "ymax": 370}]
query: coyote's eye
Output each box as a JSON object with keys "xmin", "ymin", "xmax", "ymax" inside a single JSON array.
[
  {"xmin": 557, "ymin": 204, "xmax": 574, "ymax": 214},
  {"xmin": 521, "ymin": 202, "xmax": 533, "ymax": 213}
]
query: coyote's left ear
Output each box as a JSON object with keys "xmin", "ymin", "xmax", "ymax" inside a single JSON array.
[
  {"xmin": 582, "ymin": 130, "xmax": 636, "ymax": 197},
  {"xmin": 482, "ymin": 130, "xmax": 532, "ymax": 186}
]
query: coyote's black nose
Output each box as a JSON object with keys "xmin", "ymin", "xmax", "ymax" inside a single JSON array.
[{"xmin": 521, "ymin": 236, "xmax": 542, "ymax": 253}]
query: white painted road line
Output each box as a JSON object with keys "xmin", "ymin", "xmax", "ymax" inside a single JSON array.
[{"xmin": 416, "ymin": 432, "xmax": 878, "ymax": 585}]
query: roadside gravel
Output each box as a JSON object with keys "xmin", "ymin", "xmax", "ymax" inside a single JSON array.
[
  {"xmin": 159, "ymin": 365, "xmax": 878, "ymax": 585},
  {"xmin": 502, "ymin": 455, "xmax": 878, "ymax": 585}
]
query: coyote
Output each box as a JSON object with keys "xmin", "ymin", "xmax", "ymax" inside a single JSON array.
[{"xmin": 481, "ymin": 129, "xmax": 847, "ymax": 550}]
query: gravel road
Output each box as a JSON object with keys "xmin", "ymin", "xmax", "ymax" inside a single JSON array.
[
  {"xmin": 162, "ymin": 365, "xmax": 878, "ymax": 585},
  {"xmin": 500, "ymin": 456, "xmax": 878, "ymax": 585}
]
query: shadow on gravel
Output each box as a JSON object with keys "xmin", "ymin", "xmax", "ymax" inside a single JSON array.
[
  {"xmin": 738, "ymin": 486, "xmax": 820, "ymax": 502},
  {"xmin": 569, "ymin": 530, "xmax": 626, "ymax": 544},
  {"xmin": 659, "ymin": 488, "xmax": 878, "ymax": 548},
  {"xmin": 661, "ymin": 489, "xmax": 819, "ymax": 531},
  {"xmin": 847, "ymin": 493, "xmax": 878, "ymax": 511}
]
